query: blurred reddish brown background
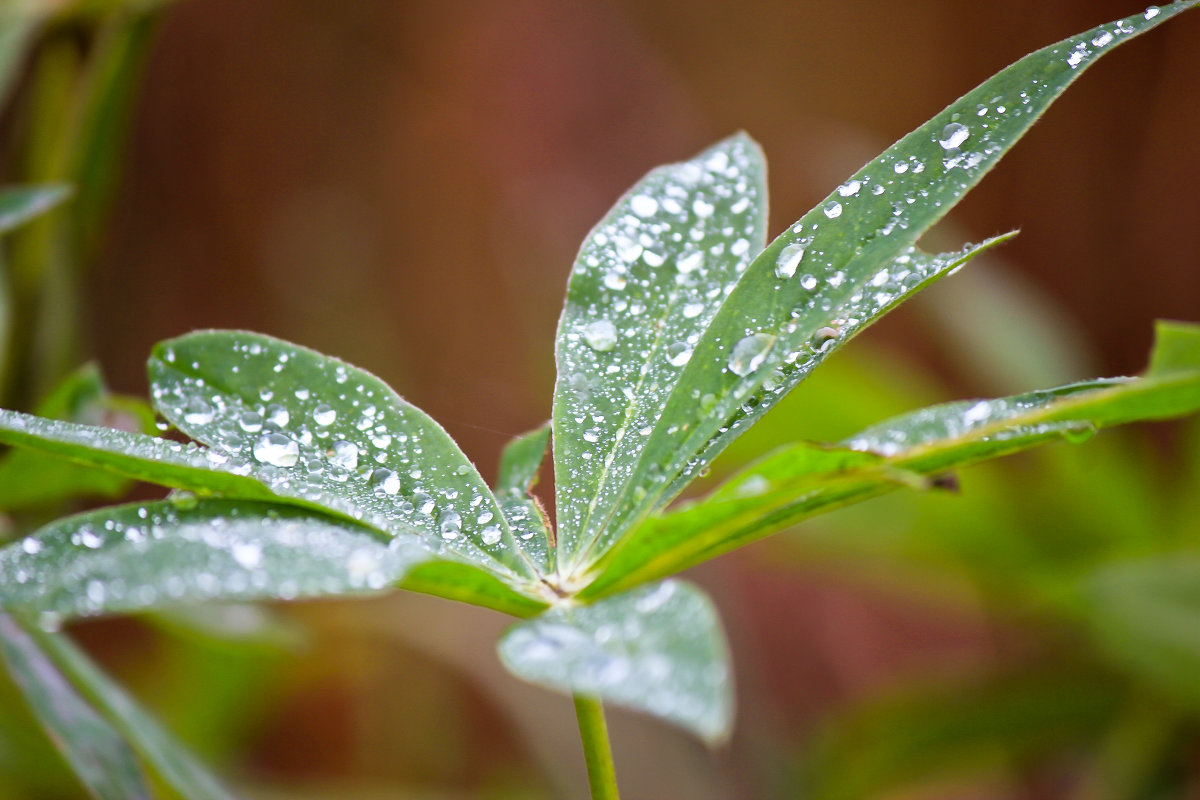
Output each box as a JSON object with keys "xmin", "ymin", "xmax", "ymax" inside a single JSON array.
[{"xmin": 50, "ymin": 0, "xmax": 1200, "ymax": 797}]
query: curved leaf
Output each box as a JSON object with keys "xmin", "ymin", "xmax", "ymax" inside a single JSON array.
[
  {"xmin": 0, "ymin": 499, "xmax": 432, "ymax": 625},
  {"xmin": 0, "ymin": 614, "xmax": 152, "ymax": 800},
  {"xmin": 148, "ymin": 330, "xmax": 540, "ymax": 585},
  {"xmin": 561, "ymin": 3, "xmax": 1195, "ymax": 581},
  {"xmin": 498, "ymin": 580, "xmax": 733, "ymax": 742},
  {"xmin": 0, "ymin": 184, "xmax": 70, "ymax": 235},
  {"xmin": 584, "ymin": 321, "xmax": 1200, "ymax": 597},
  {"xmin": 495, "ymin": 423, "xmax": 555, "ymax": 574},
  {"xmin": 552, "ymin": 134, "xmax": 768, "ymax": 575}
]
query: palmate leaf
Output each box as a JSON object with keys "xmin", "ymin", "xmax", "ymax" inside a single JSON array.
[
  {"xmin": 553, "ymin": 134, "xmax": 768, "ymax": 575},
  {"xmin": 498, "ymin": 580, "xmax": 732, "ymax": 742},
  {"xmin": 148, "ymin": 331, "xmax": 547, "ymax": 589},
  {"xmin": 584, "ymin": 322, "xmax": 1200, "ymax": 598},
  {"xmin": 554, "ymin": 2, "xmax": 1197, "ymax": 585},
  {"xmin": 0, "ymin": 614, "xmax": 152, "ymax": 800}
]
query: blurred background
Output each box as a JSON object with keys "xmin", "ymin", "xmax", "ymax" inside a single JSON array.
[{"xmin": 1, "ymin": 0, "xmax": 1200, "ymax": 797}]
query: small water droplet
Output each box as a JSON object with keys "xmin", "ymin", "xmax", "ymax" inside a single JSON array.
[
  {"xmin": 812, "ymin": 326, "xmax": 839, "ymax": 348},
  {"xmin": 253, "ymin": 432, "xmax": 299, "ymax": 467},
  {"xmin": 439, "ymin": 510, "xmax": 462, "ymax": 540},
  {"xmin": 630, "ymin": 194, "xmax": 659, "ymax": 217},
  {"xmin": 938, "ymin": 122, "xmax": 970, "ymax": 150},
  {"xmin": 183, "ymin": 399, "xmax": 214, "ymax": 425},
  {"xmin": 775, "ymin": 243, "xmax": 806, "ymax": 278},
  {"xmin": 265, "ymin": 404, "xmax": 290, "ymax": 427},
  {"xmin": 603, "ymin": 271, "xmax": 627, "ymax": 290},
  {"xmin": 799, "ymin": 274, "xmax": 818, "ymax": 291},
  {"xmin": 1144, "ymin": 6, "xmax": 1160, "ymax": 20},
  {"xmin": 481, "ymin": 525, "xmax": 502, "ymax": 545},
  {"xmin": 582, "ymin": 319, "xmax": 618, "ymax": 352},
  {"xmin": 313, "ymin": 404, "xmax": 337, "ymax": 426},
  {"xmin": 232, "ymin": 542, "xmax": 262, "ymax": 569},
  {"xmin": 370, "ymin": 467, "xmax": 400, "ymax": 495},
  {"xmin": 328, "ymin": 440, "xmax": 359, "ymax": 470},
  {"xmin": 837, "ymin": 179, "xmax": 861, "ymax": 197},
  {"xmin": 238, "ymin": 411, "xmax": 263, "ymax": 432},
  {"xmin": 682, "ymin": 302, "xmax": 705, "ymax": 319},
  {"xmin": 677, "ymin": 251, "xmax": 704, "ymax": 273},
  {"xmin": 823, "ymin": 200, "xmax": 843, "ymax": 219},
  {"xmin": 665, "ymin": 342, "xmax": 693, "ymax": 366},
  {"xmin": 692, "ymin": 198, "xmax": 714, "ymax": 218},
  {"xmin": 1091, "ymin": 30, "xmax": 1113, "ymax": 47},
  {"xmin": 728, "ymin": 333, "xmax": 775, "ymax": 377}
]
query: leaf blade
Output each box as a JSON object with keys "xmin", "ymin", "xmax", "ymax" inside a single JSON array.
[
  {"xmin": 552, "ymin": 134, "xmax": 768, "ymax": 574},
  {"xmin": 498, "ymin": 580, "xmax": 733, "ymax": 742},
  {"xmin": 566, "ymin": 3, "xmax": 1196, "ymax": 578},
  {"xmin": 0, "ymin": 184, "xmax": 71, "ymax": 235}
]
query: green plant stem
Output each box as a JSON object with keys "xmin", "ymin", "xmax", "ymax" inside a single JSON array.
[{"xmin": 574, "ymin": 694, "xmax": 620, "ymax": 799}]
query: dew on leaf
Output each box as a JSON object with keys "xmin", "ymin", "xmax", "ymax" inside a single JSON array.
[
  {"xmin": 938, "ymin": 122, "xmax": 970, "ymax": 150},
  {"xmin": 728, "ymin": 333, "xmax": 775, "ymax": 377},
  {"xmin": 313, "ymin": 404, "xmax": 337, "ymax": 426},
  {"xmin": 253, "ymin": 432, "xmax": 300, "ymax": 467},
  {"xmin": 582, "ymin": 320, "xmax": 619, "ymax": 352},
  {"xmin": 775, "ymin": 243, "xmax": 806, "ymax": 278}
]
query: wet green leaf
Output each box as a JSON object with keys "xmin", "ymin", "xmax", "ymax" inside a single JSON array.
[
  {"xmin": 552, "ymin": 134, "xmax": 767, "ymax": 575},
  {"xmin": 561, "ymin": 3, "xmax": 1194, "ymax": 582},
  {"xmin": 498, "ymin": 580, "xmax": 732, "ymax": 741},
  {"xmin": 149, "ymin": 331, "xmax": 542, "ymax": 586},
  {"xmin": 585, "ymin": 322, "xmax": 1200, "ymax": 597},
  {"xmin": 495, "ymin": 422, "xmax": 553, "ymax": 574},
  {"xmin": 0, "ymin": 499, "xmax": 431, "ymax": 624},
  {"xmin": 0, "ymin": 614, "xmax": 151, "ymax": 800}
]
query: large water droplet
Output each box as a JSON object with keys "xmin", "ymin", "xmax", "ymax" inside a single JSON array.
[
  {"xmin": 370, "ymin": 467, "xmax": 400, "ymax": 495},
  {"xmin": 439, "ymin": 510, "xmax": 462, "ymax": 540},
  {"xmin": 253, "ymin": 433, "xmax": 299, "ymax": 467},
  {"xmin": 481, "ymin": 525, "xmax": 502, "ymax": 545},
  {"xmin": 329, "ymin": 440, "xmax": 359, "ymax": 470},
  {"xmin": 630, "ymin": 194, "xmax": 659, "ymax": 217},
  {"xmin": 665, "ymin": 342, "xmax": 693, "ymax": 366},
  {"xmin": 313, "ymin": 404, "xmax": 337, "ymax": 426},
  {"xmin": 1144, "ymin": 6, "xmax": 1160, "ymax": 20},
  {"xmin": 265, "ymin": 404, "xmax": 290, "ymax": 427},
  {"xmin": 728, "ymin": 333, "xmax": 775, "ymax": 377},
  {"xmin": 823, "ymin": 201, "xmax": 843, "ymax": 219},
  {"xmin": 677, "ymin": 251, "xmax": 704, "ymax": 273},
  {"xmin": 938, "ymin": 122, "xmax": 970, "ymax": 150},
  {"xmin": 583, "ymin": 320, "xmax": 618, "ymax": 352},
  {"xmin": 603, "ymin": 271, "xmax": 627, "ymax": 290},
  {"xmin": 775, "ymin": 243, "xmax": 805, "ymax": 278},
  {"xmin": 692, "ymin": 198, "xmax": 714, "ymax": 218},
  {"xmin": 183, "ymin": 399, "xmax": 214, "ymax": 425}
]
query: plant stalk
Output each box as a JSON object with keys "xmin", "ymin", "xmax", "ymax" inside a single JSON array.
[{"xmin": 573, "ymin": 694, "xmax": 620, "ymax": 799}]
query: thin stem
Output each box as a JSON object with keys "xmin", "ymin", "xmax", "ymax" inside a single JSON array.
[{"xmin": 573, "ymin": 694, "xmax": 620, "ymax": 799}]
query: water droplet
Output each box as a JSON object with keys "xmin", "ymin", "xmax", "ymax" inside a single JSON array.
[
  {"xmin": 728, "ymin": 333, "xmax": 775, "ymax": 377},
  {"xmin": 582, "ymin": 319, "xmax": 618, "ymax": 352},
  {"xmin": 692, "ymin": 198, "xmax": 714, "ymax": 218},
  {"xmin": 253, "ymin": 432, "xmax": 299, "ymax": 467},
  {"xmin": 630, "ymin": 194, "xmax": 659, "ymax": 217},
  {"xmin": 775, "ymin": 243, "xmax": 806, "ymax": 278},
  {"xmin": 812, "ymin": 326, "xmax": 839, "ymax": 348},
  {"xmin": 265, "ymin": 404, "xmax": 290, "ymax": 427},
  {"xmin": 370, "ymin": 467, "xmax": 400, "ymax": 495},
  {"xmin": 837, "ymin": 179, "xmax": 862, "ymax": 197},
  {"xmin": 232, "ymin": 542, "xmax": 262, "ymax": 569},
  {"xmin": 823, "ymin": 200, "xmax": 843, "ymax": 219},
  {"xmin": 1092, "ymin": 30, "xmax": 1113, "ymax": 47},
  {"xmin": 665, "ymin": 342, "xmax": 693, "ymax": 366},
  {"xmin": 731, "ymin": 238, "xmax": 750, "ymax": 256},
  {"xmin": 1144, "ymin": 6, "xmax": 1160, "ymax": 20},
  {"xmin": 328, "ymin": 440, "xmax": 359, "ymax": 470},
  {"xmin": 677, "ymin": 251, "xmax": 704, "ymax": 273},
  {"xmin": 938, "ymin": 122, "xmax": 970, "ymax": 150},
  {"xmin": 238, "ymin": 411, "xmax": 263, "ymax": 432},
  {"xmin": 481, "ymin": 525, "xmax": 502, "ymax": 545},
  {"xmin": 682, "ymin": 302, "xmax": 705, "ymax": 318},
  {"xmin": 20, "ymin": 538, "xmax": 41, "ymax": 555},
  {"xmin": 183, "ymin": 399, "xmax": 214, "ymax": 425},
  {"xmin": 1062, "ymin": 422, "xmax": 1098, "ymax": 444},
  {"xmin": 439, "ymin": 510, "xmax": 462, "ymax": 540},
  {"xmin": 799, "ymin": 274, "xmax": 818, "ymax": 291},
  {"xmin": 313, "ymin": 404, "xmax": 337, "ymax": 426},
  {"xmin": 643, "ymin": 250, "xmax": 665, "ymax": 267},
  {"xmin": 603, "ymin": 271, "xmax": 627, "ymax": 290}
]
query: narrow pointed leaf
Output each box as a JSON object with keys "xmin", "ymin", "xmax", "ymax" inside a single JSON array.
[
  {"xmin": 0, "ymin": 614, "xmax": 152, "ymax": 800},
  {"xmin": 0, "ymin": 499, "xmax": 432, "ymax": 624},
  {"xmin": 553, "ymin": 134, "xmax": 768, "ymax": 573},
  {"xmin": 584, "ymin": 321, "xmax": 1200, "ymax": 597},
  {"xmin": 0, "ymin": 184, "xmax": 71, "ymax": 234},
  {"xmin": 148, "ymin": 331, "xmax": 539, "ymax": 585},
  {"xmin": 498, "ymin": 580, "xmax": 733, "ymax": 742},
  {"xmin": 25, "ymin": 623, "xmax": 238, "ymax": 800},
  {"xmin": 495, "ymin": 423, "xmax": 554, "ymax": 573},
  {"xmin": 565, "ymin": 3, "xmax": 1195, "ymax": 578},
  {"xmin": 0, "ymin": 409, "xmax": 283, "ymax": 501}
]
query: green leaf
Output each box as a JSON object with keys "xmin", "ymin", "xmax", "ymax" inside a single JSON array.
[
  {"xmin": 0, "ymin": 614, "xmax": 152, "ymax": 800},
  {"xmin": 558, "ymin": 3, "xmax": 1195, "ymax": 583},
  {"xmin": 0, "ymin": 184, "xmax": 71, "ymax": 235},
  {"xmin": 148, "ymin": 331, "xmax": 543, "ymax": 587},
  {"xmin": 584, "ymin": 321, "xmax": 1200, "ymax": 597},
  {"xmin": 494, "ymin": 422, "xmax": 554, "ymax": 574},
  {"xmin": 24, "ymin": 622, "xmax": 238, "ymax": 800},
  {"xmin": 0, "ymin": 498, "xmax": 432, "ymax": 625},
  {"xmin": 0, "ymin": 365, "xmax": 144, "ymax": 509},
  {"xmin": 552, "ymin": 134, "xmax": 768, "ymax": 575},
  {"xmin": 0, "ymin": 408, "xmax": 284, "ymax": 501},
  {"xmin": 498, "ymin": 580, "xmax": 732, "ymax": 742}
]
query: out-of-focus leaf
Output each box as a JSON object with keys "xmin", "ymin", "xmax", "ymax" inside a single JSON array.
[
  {"xmin": 552, "ymin": 134, "xmax": 767, "ymax": 575},
  {"xmin": 1080, "ymin": 555, "xmax": 1200, "ymax": 707},
  {"xmin": 0, "ymin": 364, "xmax": 143, "ymax": 509},
  {"xmin": 0, "ymin": 12, "xmax": 38, "ymax": 110},
  {"xmin": 584, "ymin": 321, "xmax": 1200, "ymax": 597},
  {"xmin": 498, "ymin": 580, "xmax": 732, "ymax": 741},
  {"xmin": 148, "ymin": 331, "xmax": 543, "ymax": 586},
  {"xmin": 0, "ymin": 184, "xmax": 71, "ymax": 235},
  {"xmin": 798, "ymin": 672, "xmax": 1120, "ymax": 800},
  {"xmin": 559, "ymin": 3, "xmax": 1194, "ymax": 584},
  {"xmin": 497, "ymin": 422, "xmax": 549, "ymax": 494},
  {"xmin": 0, "ymin": 499, "xmax": 432, "ymax": 624},
  {"xmin": 0, "ymin": 613, "xmax": 151, "ymax": 800},
  {"xmin": 26, "ymin": 621, "xmax": 237, "ymax": 800}
]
